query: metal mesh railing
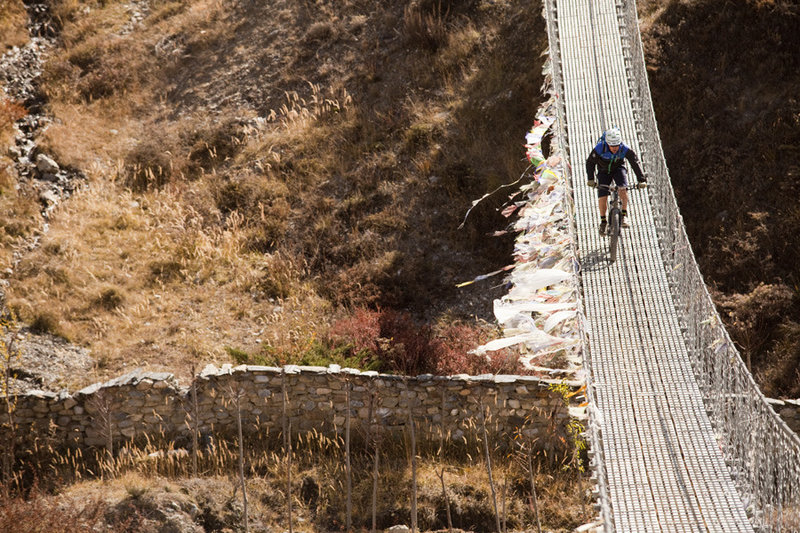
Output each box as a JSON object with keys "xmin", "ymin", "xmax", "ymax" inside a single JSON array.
[
  {"xmin": 541, "ymin": 1, "xmax": 614, "ymax": 529},
  {"xmin": 615, "ymin": 0, "xmax": 800, "ymax": 530}
]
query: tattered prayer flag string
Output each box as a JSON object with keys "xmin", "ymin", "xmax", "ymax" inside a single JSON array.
[
  {"xmin": 471, "ymin": 327, "xmax": 568, "ymax": 356},
  {"xmin": 501, "ymin": 203, "xmax": 520, "ymax": 218},
  {"xmin": 455, "ymin": 264, "xmax": 515, "ymax": 288},
  {"xmin": 462, "ymin": 63, "xmax": 581, "ymax": 375},
  {"xmin": 544, "ymin": 309, "xmax": 578, "ymax": 333},
  {"xmin": 457, "ymin": 164, "xmax": 532, "ymax": 229},
  {"xmin": 494, "ymin": 300, "xmax": 576, "ymax": 324}
]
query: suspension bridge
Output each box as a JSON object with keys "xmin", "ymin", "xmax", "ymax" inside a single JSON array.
[{"xmin": 540, "ymin": 0, "xmax": 800, "ymax": 530}]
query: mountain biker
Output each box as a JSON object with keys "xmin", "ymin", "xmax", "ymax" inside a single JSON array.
[{"xmin": 586, "ymin": 127, "xmax": 646, "ymax": 235}]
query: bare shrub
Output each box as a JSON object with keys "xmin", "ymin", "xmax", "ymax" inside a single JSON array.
[
  {"xmin": 715, "ymin": 283, "xmax": 794, "ymax": 371},
  {"xmin": 29, "ymin": 311, "xmax": 61, "ymax": 336},
  {"xmin": 0, "ymin": 486, "xmax": 128, "ymax": 533},
  {"xmin": 92, "ymin": 287, "xmax": 125, "ymax": 311},
  {"xmin": 404, "ymin": 3, "xmax": 449, "ymax": 52},
  {"xmin": 66, "ymin": 38, "xmax": 150, "ymax": 102},
  {"xmin": 302, "ymin": 21, "xmax": 337, "ymax": 45},
  {"xmin": 0, "ymin": 0, "xmax": 28, "ymax": 50},
  {"xmin": 762, "ymin": 321, "xmax": 800, "ymax": 398},
  {"xmin": 433, "ymin": 322, "xmax": 523, "ymax": 375},
  {"xmin": 148, "ymin": 260, "xmax": 184, "ymax": 284},
  {"xmin": 248, "ymin": 252, "xmax": 299, "ymax": 301},
  {"xmin": 328, "ymin": 309, "xmax": 526, "ymax": 376},
  {"xmin": 125, "ymin": 138, "xmax": 176, "ymax": 192},
  {"xmin": 211, "ymin": 173, "xmax": 290, "ymax": 253},
  {"xmin": 185, "ymin": 119, "xmax": 247, "ymax": 174},
  {"xmin": 0, "ymin": 99, "xmax": 26, "ymax": 135}
]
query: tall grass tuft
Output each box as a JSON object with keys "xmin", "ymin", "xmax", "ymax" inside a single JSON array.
[{"xmin": 404, "ymin": 3, "xmax": 449, "ymax": 52}]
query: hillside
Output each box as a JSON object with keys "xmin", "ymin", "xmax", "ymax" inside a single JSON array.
[
  {"xmin": 1, "ymin": 0, "xmax": 547, "ymax": 389},
  {"xmin": 2, "ymin": 0, "xmax": 799, "ymax": 531},
  {"xmin": 1, "ymin": 0, "xmax": 797, "ymax": 394},
  {"xmin": 641, "ymin": 0, "xmax": 800, "ymax": 397}
]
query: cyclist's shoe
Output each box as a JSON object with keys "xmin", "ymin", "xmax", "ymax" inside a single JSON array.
[
  {"xmin": 621, "ymin": 216, "xmax": 629, "ymax": 228},
  {"xmin": 598, "ymin": 221, "xmax": 607, "ymax": 235}
]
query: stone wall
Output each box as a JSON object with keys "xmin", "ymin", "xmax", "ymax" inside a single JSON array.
[{"xmin": 8, "ymin": 364, "xmax": 583, "ymax": 452}]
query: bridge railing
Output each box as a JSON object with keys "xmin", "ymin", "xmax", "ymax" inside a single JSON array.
[
  {"xmin": 542, "ymin": 0, "xmax": 614, "ymax": 529},
  {"xmin": 617, "ymin": 0, "xmax": 800, "ymax": 529}
]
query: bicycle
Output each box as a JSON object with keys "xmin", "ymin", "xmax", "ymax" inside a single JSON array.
[{"xmin": 598, "ymin": 182, "xmax": 647, "ymax": 262}]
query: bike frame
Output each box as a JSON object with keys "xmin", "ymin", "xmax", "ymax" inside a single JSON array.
[{"xmin": 599, "ymin": 183, "xmax": 624, "ymax": 262}]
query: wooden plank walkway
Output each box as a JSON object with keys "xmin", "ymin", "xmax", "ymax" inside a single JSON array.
[{"xmin": 549, "ymin": 0, "xmax": 754, "ymax": 530}]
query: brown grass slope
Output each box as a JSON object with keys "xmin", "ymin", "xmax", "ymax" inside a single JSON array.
[
  {"xmin": 2, "ymin": 0, "xmax": 547, "ymax": 386},
  {"xmin": 642, "ymin": 0, "xmax": 800, "ymax": 397}
]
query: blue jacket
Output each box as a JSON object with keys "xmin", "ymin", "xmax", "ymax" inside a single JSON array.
[{"xmin": 586, "ymin": 140, "xmax": 644, "ymax": 181}]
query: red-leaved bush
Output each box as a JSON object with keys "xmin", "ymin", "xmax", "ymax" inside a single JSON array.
[
  {"xmin": 329, "ymin": 308, "xmax": 530, "ymax": 376},
  {"xmin": 433, "ymin": 323, "xmax": 524, "ymax": 375}
]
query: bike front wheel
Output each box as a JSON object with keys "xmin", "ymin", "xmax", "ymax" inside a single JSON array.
[{"xmin": 609, "ymin": 208, "xmax": 621, "ymax": 262}]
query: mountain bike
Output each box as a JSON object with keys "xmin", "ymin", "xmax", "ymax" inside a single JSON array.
[{"xmin": 599, "ymin": 182, "xmax": 646, "ymax": 262}]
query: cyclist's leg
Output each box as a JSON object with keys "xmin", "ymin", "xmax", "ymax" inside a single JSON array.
[
  {"xmin": 613, "ymin": 167, "xmax": 629, "ymax": 211},
  {"xmin": 597, "ymin": 171, "xmax": 612, "ymax": 216}
]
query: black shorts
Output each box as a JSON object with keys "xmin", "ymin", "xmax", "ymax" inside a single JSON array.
[{"xmin": 597, "ymin": 167, "xmax": 628, "ymax": 198}]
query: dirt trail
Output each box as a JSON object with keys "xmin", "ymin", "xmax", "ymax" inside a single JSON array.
[
  {"xmin": 1, "ymin": 0, "xmax": 86, "ymax": 237},
  {"xmin": 0, "ymin": 0, "xmax": 94, "ymax": 392}
]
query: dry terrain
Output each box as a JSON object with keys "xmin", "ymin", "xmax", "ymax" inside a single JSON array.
[
  {"xmin": 1, "ymin": 0, "xmax": 799, "ymax": 531},
  {"xmin": 2, "ymin": 0, "xmax": 547, "ymax": 389}
]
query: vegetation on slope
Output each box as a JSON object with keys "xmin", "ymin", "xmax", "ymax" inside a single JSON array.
[
  {"xmin": 2, "ymin": 0, "xmax": 547, "ymax": 386},
  {"xmin": 641, "ymin": 0, "xmax": 800, "ymax": 397}
]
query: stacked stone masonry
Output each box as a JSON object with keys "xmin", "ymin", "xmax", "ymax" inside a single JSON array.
[{"xmin": 8, "ymin": 364, "xmax": 585, "ymax": 451}]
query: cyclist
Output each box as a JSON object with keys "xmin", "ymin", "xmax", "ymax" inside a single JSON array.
[{"xmin": 586, "ymin": 127, "xmax": 646, "ymax": 234}]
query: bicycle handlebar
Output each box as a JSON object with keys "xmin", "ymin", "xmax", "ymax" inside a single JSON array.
[{"xmin": 597, "ymin": 182, "xmax": 647, "ymax": 190}]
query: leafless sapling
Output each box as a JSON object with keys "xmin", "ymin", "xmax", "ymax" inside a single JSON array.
[
  {"xmin": 345, "ymin": 375, "xmax": 352, "ymax": 532},
  {"xmin": 229, "ymin": 385, "xmax": 249, "ymax": 533},
  {"xmin": 0, "ymin": 309, "xmax": 21, "ymax": 493},
  {"xmin": 479, "ymin": 395, "xmax": 501, "ymax": 533},
  {"xmin": 282, "ymin": 369, "xmax": 293, "ymax": 533},
  {"xmin": 88, "ymin": 390, "xmax": 115, "ymax": 479},
  {"xmin": 405, "ymin": 379, "xmax": 418, "ymax": 533}
]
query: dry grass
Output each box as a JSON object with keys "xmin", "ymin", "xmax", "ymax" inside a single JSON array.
[
  {"xmin": 6, "ymin": 413, "xmax": 589, "ymax": 532},
  {"xmin": 0, "ymin": 0, "xmax": 28, "ymax": 50},
  {"xmin": 3, "ymin": 0, "xmax": 576, "ymax": 527},
  {"xmin": 1, "ymin": 0, "xmax": 547, "ymax": 388},
  {"xmin": 0, "ymin": 99, "xmax": 39, "ymax": 271},
  {"xmin": 6, "ymin": 178, "xmax": 331, "ymax": 384}
]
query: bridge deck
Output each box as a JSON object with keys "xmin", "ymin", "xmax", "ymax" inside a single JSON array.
[{"xmin": 551, "ymin": 0, "xmax": 754, "ymax": 530}]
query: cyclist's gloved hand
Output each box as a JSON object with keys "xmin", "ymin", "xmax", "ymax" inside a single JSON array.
[
  {"xmin": 637, "ymin": 175, "xmax": 648, "ymax": 189},
  {"xmin": 587, "ymin": 179, "xmax": 597, "ymax": 188}
]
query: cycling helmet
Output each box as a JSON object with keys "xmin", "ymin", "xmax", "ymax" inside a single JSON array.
[{"xmin": 605, "ymin": 127, "xmax": 622, "ymax": 146}]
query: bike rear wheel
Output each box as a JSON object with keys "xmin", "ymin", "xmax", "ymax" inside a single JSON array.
[{"xmin": 609, "ymin": 208, "xmax": 621, "ymax": 262}]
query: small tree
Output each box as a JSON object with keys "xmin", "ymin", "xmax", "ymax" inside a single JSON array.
[
  {"xmin": 229, "ymin": 385, "xmax": 249, "ymax": 533},
  {"xmin": 190, "ymin": 365, "xmax": 200, "ymax": 477},
  {"xmin": 367, "ymin": 384, "xmax": 381, "ymax": 533},
  {"xmin": 88, "ymin": 390, "xmax": 115, "ymax": 479},
  {"xmin": 479, "ymin": 395, "xmax": 501, "ymax": 533},
  {"xmin": 438, "ymin": 389, "xmax": 453, "ymax": 533},
  {"xmin": 0, "ymin": 307, "xmax": 22, "ymax": 493},
  {"xmin": 405, "ymin": 379, "xmax": 418, "ymax": 533},
  {"xmin": 523, "ymin": 436, "xmax": 542, "ymax": 533},
  {"xmin": 282, "ymin": 369, "xmax": 293, "ymax": 533},
  {"xmin": 344, "ymin": 376, "xmax": 352, "ymax": 532}
]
